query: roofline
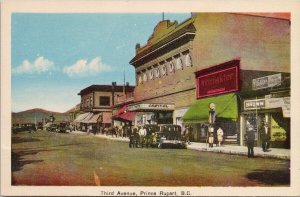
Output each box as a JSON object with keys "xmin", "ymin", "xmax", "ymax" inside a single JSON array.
[
  {"xmin": 130, "ymin": 32, "xmax": 195, "ymax": 65},
  {"xmin": 229, "ymin": 12, "xmax": 291, "ymax": 21}
]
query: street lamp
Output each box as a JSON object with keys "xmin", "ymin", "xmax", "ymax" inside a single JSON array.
[{"xmin": 208, "ymin": 103, "xmax": 216, "ymax": 148}]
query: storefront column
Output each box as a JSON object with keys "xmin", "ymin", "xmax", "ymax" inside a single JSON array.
[{"xmin": 239, "ymin": 115, "xmax": 245, "ymax": 146}]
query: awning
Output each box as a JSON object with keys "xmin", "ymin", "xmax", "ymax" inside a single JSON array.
[
  {"xmin": 114, "ymin": 111, "xmax": 136, "ymax": 122},
  {"xmin": 113, "ymin": 105, "xmax": 135, "ymax": 122},
  {"xmin": 87, "ymin": 113, "xmax": 101, "ymax": 124},
  {"xmin": 81, "ymin": 113, "xmax": 94, "ymax": 123},
  {"xmin": 182, "ymin": 93, "xmax": 238, "ymax": 123},
  {"xmin": 73, "ymin": 113, "xmax": 91, "ymax": 123},
  {"xmin": 113, "ymin": 105, "xmax": 128, "ymax": 116}
]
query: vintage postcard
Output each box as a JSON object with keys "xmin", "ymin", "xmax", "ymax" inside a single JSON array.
[{"xmin": 1, "ymin": 0, "xmax": 300, "ymax": 196}]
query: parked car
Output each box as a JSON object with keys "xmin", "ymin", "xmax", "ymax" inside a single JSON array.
[{"xmin": 142, "ymin": 124, "xmax": 186, "ymax": 149}]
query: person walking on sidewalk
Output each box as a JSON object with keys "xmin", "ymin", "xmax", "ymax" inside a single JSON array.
[
  {"xmin": 246, "ymin": 124, "xmax": 255, "ymax": 158},
  {"xmin": 260, "ymin": 122, "xmax": 269, "ymax": 152},
  {"xmin": 208, "ymin": 126, "xmax": 214, "ymax": 148},
  {"xmin": 217, "ymin": 127, "xmax": 224, "ymax": 147}
]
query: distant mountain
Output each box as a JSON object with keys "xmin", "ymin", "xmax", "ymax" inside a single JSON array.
[{"xmin": 12, "ymin": 108, "xmax": 70, "ymax": 124}]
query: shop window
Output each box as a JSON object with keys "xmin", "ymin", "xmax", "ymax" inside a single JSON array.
[
  {"xmin": 99, "ymin": 96, "xmax": 110, "ymax": 106},
  {"xmin": 185, "ymin": 53, "xmax": 193, "ymax": 67},
  {"xmin": 176, "ymin": 57, "xmax": 184, "ymax": 70}
]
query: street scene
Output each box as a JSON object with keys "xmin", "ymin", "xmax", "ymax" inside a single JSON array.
[
  {"xmin": 10, "ymin": 12, "xmax": 291, "ymax": 187},
  {"xmin": 12, "ymin": 130, "xmax": 289, "ymax": 186}
]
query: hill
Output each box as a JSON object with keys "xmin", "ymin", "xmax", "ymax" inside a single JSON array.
[{"xmin": 12, "ymin": 108, "xmax": 70, "ymax": 124}]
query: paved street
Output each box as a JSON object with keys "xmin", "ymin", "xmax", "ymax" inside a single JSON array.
[{"xmin": 12, "ymin": 130, "xmax": 290, "ymax": 186}]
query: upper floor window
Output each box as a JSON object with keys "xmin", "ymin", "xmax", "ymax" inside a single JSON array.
[
  {"xmin": 176, "ymin": 58, "xmax": 184, "ymax": 70},
  {"xmin": 185, "ymin": 53, "xmax": 193, "ymax": 67},
  {"xmin": 155, "ymin": 68, "xmax": 160, "ymax": 78},
  {"xmin": 143, "ymin": 73, "xmax": 147, "ymax": 82},
  {"xmin": 138, "ymin": 75, "xmax": 143, "ymax": 84},
  {"xmin": 169, "ymin": 61, "xmax": 175, "ymax": 73},
  {"xmin": 99, "ymin": 96, "xmax": 110, "ymax": 106},
  {"xmin": 149, "ymin": 70, "xmax": 154, "ymax": 80},
  {"xmin": 162, "ymin": 65, "xmax": 167, "ymax": 76}
]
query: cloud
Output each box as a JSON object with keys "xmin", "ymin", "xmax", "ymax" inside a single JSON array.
[
  {"xmin": 63, "ymin": 56, "xmax": 112, "ymax": 77},
  {"xmin": 13, "ymin": 56, "xmax": 55, "ymax": 75}
]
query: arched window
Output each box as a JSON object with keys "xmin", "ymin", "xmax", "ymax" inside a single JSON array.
[
  {"xmin": 176, "ymin": 57, "xmax": 184, "ymax": 70},
  {"xmin": 169, "ymin": 61, "xmax": 175, "ymax": 73},
  {"xmin": 185, "ymin": 53, "xmax": 193, "ymax": 67},
  {"xmin": 149, "ymin": 70, "xmax": 154, "ymax": 80},
  {"xmin": 138, "ymin": 75, "xmax": 142, "ymax": 84},
  {"xmin": 143, "ymin": 73, "xmax": 147, "ymax": 82},
  {"xmin": 155, "ymin": 68, "xmax": 160, "ymax": 78},
  {"xmin": 162, "ymin": 65, "xmax": 167, "ymax": 76}
]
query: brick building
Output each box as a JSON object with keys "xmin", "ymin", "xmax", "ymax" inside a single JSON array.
[{"xmin": 128, "ymin": 13, "xmax": 290, "ymax": 147}]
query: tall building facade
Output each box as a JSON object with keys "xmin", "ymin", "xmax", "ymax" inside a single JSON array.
[{"xmin": 128, "ymin": 13, "xmax": 290, "ymax": 147}]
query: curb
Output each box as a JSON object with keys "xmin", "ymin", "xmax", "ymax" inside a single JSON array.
[{"xmin": 71, "ymin": 131, "xmax": 290, "ymax": 160}]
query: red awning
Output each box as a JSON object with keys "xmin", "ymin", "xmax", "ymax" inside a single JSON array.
[
  {"xmin": 112, "ymin": 105, "xmax": 135, "ymax": 122},
  {"xmin": 113, "ymin": 105, "xmax": 128, "ymax": 117},
  {"xmin": 117, "ymin": 111, "xmax": 136, "ymax": 122}
]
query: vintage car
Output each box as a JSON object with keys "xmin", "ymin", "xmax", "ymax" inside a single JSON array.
[
  {"xmin": 142, "ymin": 124, "xmax": 186, "ymax": 149},
  {"xmin": 157, "ymin": 124, "xmax": 186, "ymax": 148}
]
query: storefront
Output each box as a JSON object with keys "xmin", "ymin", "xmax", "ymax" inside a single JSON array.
[
  {"xmin": 128, "ymin": 103, "xmax": 175, "ymax": 126},
  {"xmin": 182, "ymin": 60, "xmax": 240, "ymax": 143},
  {"xmin": 240, "ymin": 95, "xmax": 290, "ymax": 148}
]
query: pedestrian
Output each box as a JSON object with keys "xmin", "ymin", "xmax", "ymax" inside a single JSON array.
[
  {"xmin": 127, "ymin": 126, "xmax": 133, "ymax": 148},
  {"xmin": 245, "ymin": 124, "xmax": 255, "ymax": 158},
  {"xmin": 208, "ymin": 126, "xmax": 214, "ymax": 148},
  {"xmin": 217, "ymin": 127, "xmax": 224, "ymax": 147},
  {"xmin": 184, "ymin": 125, "xmax": 191, "ymax": 145},
  {"xmin": 139, "ymin": 126, "xmax": 147, "ymax": 148},
  {"xmin": 264, "ymin": 122, "xmax": 271, "ymax": 151},
  {"xmin": 260, "ymin": 122, "xmax": 268, "ymax": 152},
  {"xmin": 133, "ymin": 126, "xmax": 139, "ymax": 148}
]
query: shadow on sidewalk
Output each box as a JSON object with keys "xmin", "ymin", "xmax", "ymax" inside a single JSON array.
[{"xmin": 246, "ymin": 169, "xmax": 290, "ymax": 185}]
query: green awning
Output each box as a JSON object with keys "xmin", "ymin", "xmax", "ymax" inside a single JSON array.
[{"xmin": 182, "ymin": 93, "xmax": 238, "ymax": 123}]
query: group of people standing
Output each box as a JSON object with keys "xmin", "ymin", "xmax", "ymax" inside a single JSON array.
[{"xmin": 245, "ymin": 121, "xmax": 271, "ymax": 158}]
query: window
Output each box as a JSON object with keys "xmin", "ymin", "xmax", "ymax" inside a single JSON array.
[
  {"xmin": 99, "ymin": 96, "xmax": 110, "ymax": 106},
  {"xmin": 176, "ymin": 57, "xmax": 183, "ymax": 70},
  {"xmin": 138, "ymin": 75, "xmax": 142, "ymax": 84},
  {"xmin": 155, "ymin": 68, "xmax": 160, "ymax": 78},
  {"xmin": 162, "ymin": 65, "xmax": 167, "ymax": 76},
  {"xmin": 143, "ymin": 73, "xmax": 147, "ymax": 82},
  {"xmin": 185, "ymin": 53, "xmax": 193, "ymax": 67},
  {"xmin": 149, "ymin": 70, "xmax": 154, "ymax": 80},
  {"xmin": 169, "ymin": 61, "xmax": 175, "ymax": 73}
]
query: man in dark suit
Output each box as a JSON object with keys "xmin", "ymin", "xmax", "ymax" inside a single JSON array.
[{"xmin": 246, "ymin": 124, "xmax": 255, "ymax": 158}]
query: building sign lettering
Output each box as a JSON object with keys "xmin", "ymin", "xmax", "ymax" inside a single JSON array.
[
  {"xmin": 244, "ymin": 99, "xmax": 265, "ymax": 110},
  {"xmin": 252, "ymin": 73, "xmax": 281, "ymax": 90},
  {"xmin": 128, "ymin": 103, "xmax": 175, "ymax": 111},
  {"xmin": 196, "ymin": 63, "xmax": 239, "ymax": 98}
]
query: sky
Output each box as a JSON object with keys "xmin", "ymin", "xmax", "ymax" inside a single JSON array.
[{"xmin": 12, "ymin": 13, "xmax": 191, "ymax": 113}]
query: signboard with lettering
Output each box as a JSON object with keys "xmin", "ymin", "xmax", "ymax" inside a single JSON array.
[
  {"xmin": 252, "ymin": 73, "xmax": 281, "ymax": 90},
  {"xmin": 196, "ymin": 63, "xmax": 239, "ymax": 98},
  {"xmin": 128, "ymin": 103, "xmax": 175, "ymax": 111},
  {"xmin": 244, "ymin": 99, "xmax": 265, "ymax": 110}
]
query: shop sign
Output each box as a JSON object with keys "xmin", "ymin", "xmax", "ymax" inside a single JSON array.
[
  {"xmin": 265, "ymin": 97, "xmax": 283, "ymax": 109},
  {"xmin": 196, "ymin": 64, "xmax": 239, "ymax": 98},
  {"xmin": 244, "ymin": 99, "xmax": 265, "ymax": 110},
  {"xmin": 282, "ymin": 97, "xmax": 290, "ymax": 118},
  {"xmin": 128, "ymin": 103, "xmax": 175, "ymax": 111},
  {"xmin": 252, "ymin": 73, "xmax": 281, "ymax": 90}
]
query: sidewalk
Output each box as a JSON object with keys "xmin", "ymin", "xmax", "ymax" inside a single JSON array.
[{"xmin": 71, "ymin": 131, "xmax": 290, "ymax": 160}]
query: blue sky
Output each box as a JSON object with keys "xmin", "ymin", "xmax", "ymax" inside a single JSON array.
[{"xmin": 12, "ymin": 13, "xmax": 191, "ymax": 113}]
